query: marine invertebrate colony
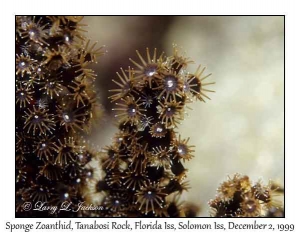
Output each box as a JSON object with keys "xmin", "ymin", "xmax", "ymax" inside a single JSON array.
[
  {"xmin": 15, "ymin": 16, "xmax": 104, "ymax": 217},
  {"xmin": 209, "ymin": 174, "xmax": 284, "ymax": 217},
  {"xmin": 16, "ymin": 16, "xmax": 282, "ymax": 218},
  {"xmin": 82, "ymin": 47, "xmax": 215, "ymax": 217}
]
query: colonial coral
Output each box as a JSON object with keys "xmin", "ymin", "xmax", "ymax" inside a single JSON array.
[
  {"xmin": 82, "ymin": 46, "xmax": 215, "ymax": 217},
  {"xmin": 15, "ymin": 16, "xmax": 103, "ymax": 217}
]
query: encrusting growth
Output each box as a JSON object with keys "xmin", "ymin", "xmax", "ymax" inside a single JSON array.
[
  {"xmin": 82, "ymin": 46, "xmax": 216, "ymax": 217},
  {"xmin": 16, "ymin": 16, "xmax": 104, "ymax": 217},
  {"xmin": 209, "ymin": 174, "xmax": 284, "ymax": 217}
]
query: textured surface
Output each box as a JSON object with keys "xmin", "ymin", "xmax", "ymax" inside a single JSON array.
[{"xmin": 84, "ymin": 16, "xmax": 284, "ymax": 216}]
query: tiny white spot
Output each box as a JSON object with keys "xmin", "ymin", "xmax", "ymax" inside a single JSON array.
[
  {"xmin": 167, "ymin": 80, "xmax": 174, "ymax": 88},
  {"xmin": 147, "ymin": 71, "xmax": 155, "ymax": 76},
  {"xmin": 63, "ymin": 114, "xmax": 70, "ymax": 122},
  {"xmin": 156, "ymin": 127, "xmax": 163, "ymax": 133}
]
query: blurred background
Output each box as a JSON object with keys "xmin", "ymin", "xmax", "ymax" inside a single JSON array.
[{"xmin": 82, "ymin": 16, "xmax": 284, "ymax": 216}]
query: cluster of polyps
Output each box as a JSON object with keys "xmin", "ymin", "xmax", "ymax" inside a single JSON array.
[
  {"xmin": 209, "ymin": 174, "xmax": 283, "ymax": 217},
  {"xmin": 15, "ymin": 16, "xmax": 104, "ymax": 217},
  {"xmin": 91, "ymin": 47, "xmax": 215, "ymax": 217}
]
